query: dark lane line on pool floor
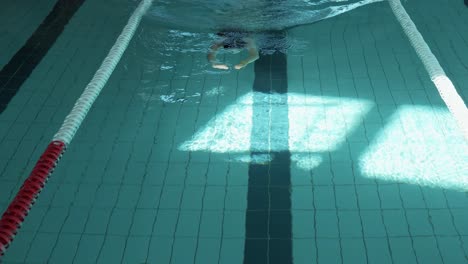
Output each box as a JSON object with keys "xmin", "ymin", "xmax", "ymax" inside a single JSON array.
[
  {"xmin": 245, "ymin": 31, "xmax": 293, "ymax": 264},
  {"xmin": 0, "ymin": 0, "xmax": 86, "ymax": 114}
]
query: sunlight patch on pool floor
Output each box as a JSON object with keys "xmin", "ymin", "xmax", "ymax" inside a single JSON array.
[
  {"xmin": 359, "ymin": 105, "xmax": 468, "ymax": 191},
  {"xmin": 179, "ymin": 92, "xmax": 373, "ymax": 169}
]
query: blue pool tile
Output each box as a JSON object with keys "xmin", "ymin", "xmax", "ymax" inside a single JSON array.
[
  {"xmin": 206, "ymin": 163, "xmax": 229, "ymax": 186},
  {"xmin": 10, "ymin": 140, "xmax": 39, "ymax": 161},
  {"xmin": 116, "ymin": 185, "xmax": 141, "ymax": 208},
  {"xmin": 95, "ymin": 235, "xmax": 126, "ymax": 264},
  {"xmin": 85, "ymin": 208, "xmax": 112, "ymax": 235},
  {"xmin": 311, "ymin": 165, "xmax": 334, "ymax": 185},
  {"xmin": 398, "ymin": 184, "xmax": 427, "ymax": 209},
  {"xmin": 359, "ymin": 107, "xmax": 381, "ymax": 126},
  {"xmin": 159, "ymin": 185, "xmax": 184, "ymax": 209},
  {"xmin": 21, "ymin": 207, "xmax": 47, "ymax": 233},
  {"xmin": 0, "ymin": 122, "xmax": 9, "ymax": 141},
  {"xmin": 293, "ymin": 238, "xmax": 317, "ymax": 264},
  {"xmin": 356, "ymin": 185, "xmax": 381, "ymax": 209},
  {"xmin": 429, "ymin": 209, "xmax": 459, "ymax": 236},
  {"xmin": 170, "ymin": 237, "xmax": 198, "ymax": 264},
  {"xmin": 164, "ymin": 164, "xmax": 187, "ymax": 185},
  {"xmin": 444, "ymin": 191, "xmax": 468, "ymax": 208},
  {"xmin": 292, "ymin": 186, "xmax": 314, "ymax": 210},
  {"xmin": 180, "ymin": 186, "xmax": 204, "ymax": 210},
  {"xmin": 0, "ymin": 180, "xmax": 17, "ymax": 204},
  {"xmin": 61, "ymin": 162, "xmax": 87, "ymax": 183},
  {"xmin": 335, "ymin": 186, "xmax": 358, "ymax": 209},
  {"xmin": 93, "ymin": 185, "xmax": 120, "ymax": 208},
  {"xmin": 341, "ymin": 238, "xmax": 367, "ymax": 264},
  {"xmin": 438, "ymin": 236, "xmax": 468, "ymax": 264},
  {"xmin": 2, "ymin": 232, "xmax": 35, "ymax": 263},
  {"xmin": 24, "ymin": 233, "xmax": 59, "ymax": 263},
  {"xmin": 290, "ymin": 167, "xmax": 313, "ymax": 186},
  {"xmin": 389, "ymin": 237, "xmax": 418, "ymax": 264},
  {"xmin": 38, "ymin": 207, "xmax": 69, "ymax": 233},
  {"xmin": 331, "ymin": 164, "xmax": 355, "ymax": 186},
  {"xmin": 51, "ymin": 184, "xmax": 78, "ymax": 207},
  {"xmin": 422, "ymin": 188, "xmax": 447, "ymax": 208},
  {"xmin": 202, "ymin": 186, "xmax": 226, "ymax": 210},
  {"xmin": 313, "ymin": 186, "xmax": 336, "ymax": 209},
  {"xmin": 199, "ymin": 210, "xmax": 223, "ymax": 238},
  {"xmin": 153, "ymin": 209, "xmax": 179, "ymax": 237},
  {"xmin": 338, "ymin": 211, "xmax": 363, "ymax": 238},
  {"xmin": 137, "ymin": 185, "xmax": 162, "ymax": 208},
  {"xmin": 269, "ymin": 210, "xmax": 292, "ymax": 239},
  {"xmin": 147, "ymin": 236, "xmax": 173, "ymax": 264},
  {"xmin": 129, "ymin": 209, "xmax": 157, "ymax": 236},
  {"xmin": 72, "ymin": 235, "xmax": 105, "ymax": 264},
  {"xmin": 148, "ymin": 144, "xmax": 172, "ymax": 164},
  {"xmin": 406, "ymin": 210, "xmax": 433, "ymax": 236},
  {"xmin": 33, "ymin": 183, "xmax": 59, "ymax": 207},
  {"xmin": 144, "ymin": 162, "xmax": 170, "ymax": 185},
  {"xmin": 219, "ymin": 238, "xmax": 244, "ymax": 264},
  {"xmin": 226, "ymin": 163, "xmax": 249, "ymax": 186},
  {"xmin": 451, "ymin": 209, "xmax": 468, "ymax": 235},
  {"xmin": 270, "ymin": 238, "xmax": 294, "ymax": 263},
  {"xmin": 360, "ymin": 210, "xmax": 387, "ymax": 237},
  {"xmin": 225, "ymin": 186, "xmax": 248, "ymax": 210},
  {"xmin": 48, "ymin": 234, "xmax": 81, "ymax": 264},
  {"xmin": 292, "ymin": 210, "xmax": 315, "ymax": 238},
  {"xmin": 0, "ymin": 158, "xmax": 29, "ymax": 182},
  {"xmin": 378, "ymin": 184, "xmax": 403, "ymax": 209},
  {"xmin": 382, "ymin": 210, "xmax": 410, "ymax": 237},
  {"xmin": 175, "ymin": 210, "xmax": 201, "ymax": 237},
  {"xmin": 316, "ymin": 238, "xmax": 341, "ymax": 264},
  {"xmin": 101, "ymin": 162, "xmax": 127, "ymax": 184},
  {"xmin": 122, "ymin": 236, "xmax": 150, "ymax": 264},
  {"xmin": 107, "ymin": 208, "xmax": 134, "ymax": 236},
  {"xmin": 185, "ymin": 164, "xmax": 209, "ymax": 185},
  {"xmin": 316, "ymin": 211, "xmax": 339, "ymax": 238},
  {"xmin": 413, "ymin": 236, "xmax": 444, "ymax": 264},
  {"xmin": 329, "ymin": 149, "xmax": 352, "ymax": 164},
  {"xmin": 194, "ymin": 238, "xmax": 221, "ymax": 264},
  {"xmin": 61, "ymin": 207, "xmax": 88, "ymax": 234},
  {"xmin": 365, "ymin": 237, "xmax": 392, "ymax": 264}
]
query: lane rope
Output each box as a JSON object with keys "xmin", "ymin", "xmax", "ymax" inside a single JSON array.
[
  {"xmin": 53, "ymin": 0, "xmax": 154, "ymax": 144},
  {"xmin": 0, "ymin": 0, "xmax": 153, "ymax": 257},
  {"xmin": 388, "ymin": 0, "xmax": 468, "ymax": 140}
]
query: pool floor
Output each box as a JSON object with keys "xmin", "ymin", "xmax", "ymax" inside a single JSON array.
[{"xmin": 0, "ymin": 0, "xmax": 468, "ymax": 263}]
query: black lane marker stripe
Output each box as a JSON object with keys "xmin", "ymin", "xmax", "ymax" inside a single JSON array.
[
  {"xmin": 244, "ymin": 31, "xmax": 292, "ymax": 264},
  {"xmin": 0, "ymin": 0, "xmax": 86, "ymax": 113}
]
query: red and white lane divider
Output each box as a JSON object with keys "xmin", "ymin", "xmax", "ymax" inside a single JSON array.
[
  {"xmin": 0, "ymin": 0, "xmax": 153, "ymax": 256},
  {"xmin": 389, "ymin": 0, "xmax": 468, "ymax": 140},
  {"xmin": 0, "ymin": 141, "xmax": 66, "ymax": 256}
]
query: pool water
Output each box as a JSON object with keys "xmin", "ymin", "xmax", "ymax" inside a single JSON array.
[{"xmin": 0, "ymin": 0, "xmax": 467, "ymax": 263}]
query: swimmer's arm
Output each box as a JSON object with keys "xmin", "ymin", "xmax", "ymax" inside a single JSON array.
[
  {"xmin": 235, "ymin": 38, "xmax": 259, "ymax": 70},
  {"xmin": 207, "ymin": 43, "xmax": 221, "ymax": 63},
  {"xmin": 208, "ymin": 43, "xmax": 229, "ymax": 70}
]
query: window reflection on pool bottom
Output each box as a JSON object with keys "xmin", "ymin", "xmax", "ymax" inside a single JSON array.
[{"xmin": 360, "ymin": 105, "xmax": 468, "ymax": 191}]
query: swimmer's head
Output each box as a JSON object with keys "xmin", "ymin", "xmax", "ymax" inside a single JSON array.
[{"xmin": 217, "ymin": 30, "xmax": 247, "ymax": 51}]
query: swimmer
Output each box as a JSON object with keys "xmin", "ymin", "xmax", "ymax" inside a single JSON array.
[{"xmin": 208, "ymin": 30, "xmax": 259, "ymax": 70}]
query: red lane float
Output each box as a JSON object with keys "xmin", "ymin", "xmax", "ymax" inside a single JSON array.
[{"xmin": 0, "ymin": 141, "xmax": 66, "ymax": 256}]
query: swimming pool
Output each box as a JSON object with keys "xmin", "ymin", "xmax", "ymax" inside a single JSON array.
[{"xmin": 0, "ymin": 0, "xmax": 467, "ymax": 263}]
